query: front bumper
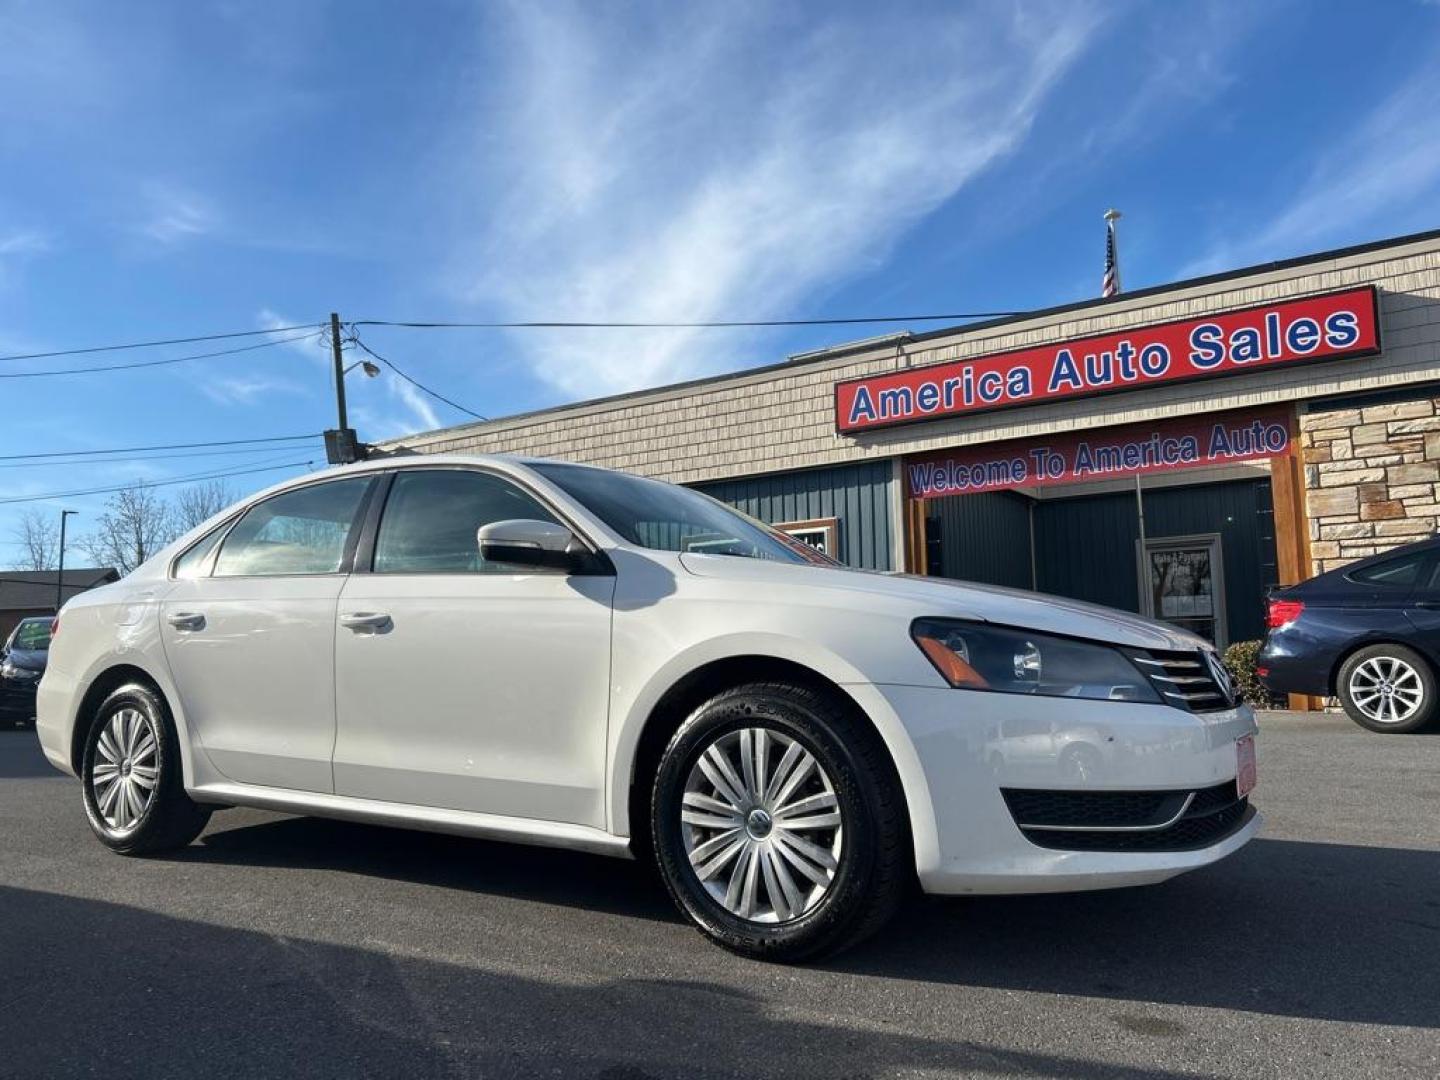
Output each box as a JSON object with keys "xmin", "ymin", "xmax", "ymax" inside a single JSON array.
[
  {"xmin": 0, "ymin": 680, "xmax": 38, "ymax": 721},
  {"xmin": 865, "ymin": 683, "xmax": 1261, "ymax": 896}
]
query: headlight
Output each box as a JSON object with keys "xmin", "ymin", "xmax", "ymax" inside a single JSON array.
[
  {"xmin": 1, "ymin": 660, "xmax": 29, "ymax": 680},
  {"xmin": 911, "ymin": 618, "xmax": 1160, "ymax": 703}
]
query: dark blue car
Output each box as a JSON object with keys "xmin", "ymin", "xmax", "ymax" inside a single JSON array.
[
  {"xmin": 0, "ymin": 616, "xmax": 50, "ymax": 728},
  {"xmin": 1259, "ymin": 534, "xmax": 1440, "ymax": 733}
]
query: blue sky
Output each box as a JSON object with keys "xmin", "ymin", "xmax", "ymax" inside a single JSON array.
[{"xmin": 3, "ymin": 0, "xmax": 1440, "ymax": 564}]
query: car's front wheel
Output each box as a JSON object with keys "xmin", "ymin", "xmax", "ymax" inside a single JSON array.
[
  {"xmin": 81, "ymin": 683, "xmax": 212, "ymax": 854},
  {"xmin": 650, "ymin": 682, "xmax": 909, "ymax": 961},
  {"xmin": 1337, "ymin": 644, "xmax": 1438, "ymax": 734}
]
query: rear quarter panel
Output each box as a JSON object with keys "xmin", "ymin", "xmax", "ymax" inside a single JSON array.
[
  {"xmin": 36, "ymin": 584, "xmax": 205, "ymax": 782},
  {"xmin": 1262, "ymin": 602, "xmax": 1422, "ymax": 696}
]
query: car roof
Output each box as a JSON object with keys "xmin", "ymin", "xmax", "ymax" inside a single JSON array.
[
  {"xmin": 315, "ymin": 452, "xmax": 613, "ymax": 478},
  {"xmin": 1297, "ymin": 531, "xmax": 1440, "ymax": 591}
]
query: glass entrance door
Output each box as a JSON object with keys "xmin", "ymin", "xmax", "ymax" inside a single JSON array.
[{"xmin": 1138, "ymin": 534, "xmax": 1227, "ymax": 648}]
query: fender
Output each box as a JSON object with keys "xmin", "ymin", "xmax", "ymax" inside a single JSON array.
[{"xmin": 604, "ymin": 631, "xmax": 938, "ymax": 871}]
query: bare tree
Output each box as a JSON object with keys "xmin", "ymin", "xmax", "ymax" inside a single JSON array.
[
  {"xmin": 10, "ymin": 509, "xmax": 60, "ymax": 571},
  {"xmin": 173, "ymin": 480, "xmax": 235, "ymax": 532},
  {"xmin": 78, "ymin": 484, "xmax": 178, "ymax": 575}
]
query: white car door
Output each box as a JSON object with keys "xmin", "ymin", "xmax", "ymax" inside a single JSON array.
[
  {"xmin": 159, "ymin": 475, "xmax": 377, "ymax": 792},
  {"xmin": 332, "ymin": 467, "xmax": 616, "ymax": 827}
]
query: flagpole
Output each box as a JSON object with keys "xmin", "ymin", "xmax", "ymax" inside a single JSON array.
[
  {"xmin": 1103, "ymin": 208, "xmax": 1122, "ymax": 296},
  {"xmin": 1104, "ymin": 209, "xmax": 1143, "ymax": 608}
]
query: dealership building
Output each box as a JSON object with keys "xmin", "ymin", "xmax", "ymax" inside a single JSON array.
[{"xmin": 391, "ymin": 229, "xmax": 1440, "ymax": 693}]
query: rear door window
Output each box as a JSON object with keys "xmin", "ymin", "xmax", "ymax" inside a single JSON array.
[
  {"xmin": 1347, "ymin": 554, "xmax": 1425, "ymax": 589},
  {"xmin": 213, "ymin": 477, "xmax": 372, "ymax": 577}
]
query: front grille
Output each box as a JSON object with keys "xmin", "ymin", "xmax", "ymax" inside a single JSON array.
[
  {"xmin": 1003, "ymin": 781, "xmax": 1252, "ymax": 852},
  {"xmin": 1127, "ymin": 649, "xmax": 1235, "ymax": 712}
]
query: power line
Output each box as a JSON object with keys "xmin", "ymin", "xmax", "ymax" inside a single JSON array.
[
  {"xmin": 0, "ymin": 443, "xmax": 327, "ymax": 471},
  {"xmin": 0, "ymin": 330, "xmax": 322, "ymax": 379},
  {"xmin": 350, "ymin": 335, "xmax": 487, "ymax": 420},
  {"xmin": 352, "ymin": 312, "xmax": 1021, "ymax": 330},
  {"xmin": 0, "ymin": 308, "xmax": 1022, "ymax": 368},
  {"xmin": 0, "ymin": 433, "xmax": 321, "ymax": 464},
  {"xmin": 0, "ymin": 323, "xmax": 323, "ymax": 364},
  {"xmin": 0, "ymin": 459, "xmax": 315, "ymax": 506}
]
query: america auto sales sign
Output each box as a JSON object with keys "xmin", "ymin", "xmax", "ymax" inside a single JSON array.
[{"xmin": 834, "ymin": 286, "xmax": 1380, "ymax": 434}]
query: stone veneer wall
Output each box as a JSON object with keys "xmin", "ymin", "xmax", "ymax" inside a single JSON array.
[{"xmin": 1301, "ymin": 396, "xmax": 1440, "ymax": 572}]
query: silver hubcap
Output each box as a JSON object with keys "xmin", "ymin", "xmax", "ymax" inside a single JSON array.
[
  {"xmin": 681, "ymin": 727, "xmax": 843, "ymax": 924},
  {"xmin": 1349, "ymin": 657, "xmax": 1424, "ymax": 724},
  {"xmin": 92, "ymin": 708, "xmax": 158, "ymax": 834}
]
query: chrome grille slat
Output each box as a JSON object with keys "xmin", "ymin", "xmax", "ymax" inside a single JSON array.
[
  {"xmin": 1132, "ymin": 656, "xmax": 1202, "ymax": 670},
  {"xmin": 1129, "ymin": 648, "xmax": 1235, "ymax": 712}
]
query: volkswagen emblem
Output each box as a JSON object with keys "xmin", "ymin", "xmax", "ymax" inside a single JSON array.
[{"xmin": 1204, "ymin": 649, "xmax": 1235, "ymax": 705}]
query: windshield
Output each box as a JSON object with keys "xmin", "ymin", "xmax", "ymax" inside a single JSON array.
[
  {"xmin": 11, "ymin": 619, "xmax": 50, "ymax": 651},
  {"xmin": 531, "ymin": 463, "xmax": 835, "ymax": 565}
]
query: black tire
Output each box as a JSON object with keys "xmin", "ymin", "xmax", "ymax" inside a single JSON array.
[
  {"xmin": 650, "ymin": 682, "xmax": 909, "ymax": 962},
  {"xmin": 80, "ymin": 682, "xmax": 211, "ymax": 854},
  {"xmin": 1337, "ymin": 644, "xmax": 1438, "ymax": 734}
]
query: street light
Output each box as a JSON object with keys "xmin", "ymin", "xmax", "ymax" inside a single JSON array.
[
  {"xmin": 56, "ymin": 509, "xmax": 78, "ymax": 613},
  {"xmin": 343, "ymin": 360, "xmax": 381, "ymax": 379}
]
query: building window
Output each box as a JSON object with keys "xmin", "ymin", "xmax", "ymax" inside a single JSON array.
[{"xmin": 775, "ymin": 517, "xmax": 840, "ymax": 559}]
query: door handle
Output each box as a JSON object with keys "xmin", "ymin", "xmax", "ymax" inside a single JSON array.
[
  {"xmin": 166, "ymin": 612, "xmax": 206, "ymax": 631},
  {"xmin": 340, "ymin": 611, "xmax": 392, "ymax": 631}
]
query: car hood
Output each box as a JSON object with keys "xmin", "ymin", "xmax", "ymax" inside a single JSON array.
[
  {"xmin": 677, "ymin": 554, "xmax": 1209, "ymax": 652},
  {"xmin": 2, "ymin": 648, "xmax": 47, "ymax": 671}
]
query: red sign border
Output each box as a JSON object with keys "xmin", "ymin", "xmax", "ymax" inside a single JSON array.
[{"xmin": 834, "ymin": 285, "xmax": 1381, "ymax": 435}]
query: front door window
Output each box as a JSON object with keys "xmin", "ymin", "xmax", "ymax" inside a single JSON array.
[{"xmin": 1139, "ymin": 535, "xmax": 1226, "ymax": 648}]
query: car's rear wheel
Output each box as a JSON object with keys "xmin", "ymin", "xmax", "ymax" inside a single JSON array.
[
  {"xmin": 81, "ymin": 683, "xmax": 211, "ymax": 854},
  {"xmin": 650, "ymin": 682, "xmax": 908, "ymax": 961},
  {"xmin": 1337, "ymin": 644, "xmax": 1438, "ymax": 734}
]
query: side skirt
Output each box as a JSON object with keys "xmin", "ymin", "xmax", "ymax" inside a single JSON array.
[{"xmin": 189, "ymin": 782, "xmax": 634, "ymax": 859}]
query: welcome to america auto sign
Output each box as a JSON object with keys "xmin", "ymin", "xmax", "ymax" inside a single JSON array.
[
  {"xmin": 835, "ymin": 286, "xmax": 1380, "ymax": 434},
  {"xmin": 905, "ymin": 406, "xmax": 1295, "ymax": 499}
]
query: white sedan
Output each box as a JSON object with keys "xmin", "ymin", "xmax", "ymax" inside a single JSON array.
[{"xmin": 36, "ymin": 455, "xmax": 1259, "ymax": 959}]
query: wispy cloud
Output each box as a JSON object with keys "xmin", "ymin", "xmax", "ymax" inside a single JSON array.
[
  {"xmin": 0, "ymin": 226, "xmax": 52, "ymax": 287},
  {"xmin": 391, "ymin": 376, "xmax": 441, "ymax": 431},
  {"xmin": 133, "ymin": 182, "xmax": 217, "ymax": 246},
  {"xmin": 257, "ymin": 308, "xmax": 329, "ymax": 363},
  {"xmin": 195, "ymin": 372, "xmax": 310, "ymax": 406},
  {"xmin": 348, "ymin": 372, "xmax": 446, "ymax": 442},
  {"xmin": 1178, "ymin": 55, "xmax": 1440, "ymax": 277},
  {"xmin": 0, "ymin": 229, "xmax": 50, "ymax": 257},
  {"xmin": 453, "ymin": 2, "xmax": 1100, "ymax": 399}
]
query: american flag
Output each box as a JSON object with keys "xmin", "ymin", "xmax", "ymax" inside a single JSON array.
[{"xmin": 1102, "ymin": 211, "xmax": 1121, "ymax": 297}]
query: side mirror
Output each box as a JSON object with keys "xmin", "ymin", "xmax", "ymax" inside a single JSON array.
[{"xmin": 477, "ymin": 519, "xmax": 584, "ymax": 570}]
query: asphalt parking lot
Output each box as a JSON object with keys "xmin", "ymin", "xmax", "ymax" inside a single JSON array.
[{"xmin": 2, "ymin": 711, "xmax": 1437, "ymax": 1080}]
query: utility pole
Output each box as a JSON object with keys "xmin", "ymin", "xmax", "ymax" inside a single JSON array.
[
  {"xmin": 55, "ymin": 509, "xmax": 77, "ymax": 612},
  {"xmin": 324, "ymin": 312, "xmax": 361, "ymax": 465},
  {"xmin": 330, "ymin": 312, "xmax": 348, "ymax": 432}
]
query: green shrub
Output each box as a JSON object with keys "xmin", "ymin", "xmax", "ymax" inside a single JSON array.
[{"xmin": 1223, "ymin": 639, "xmax": 1278, "ymax": 708}]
